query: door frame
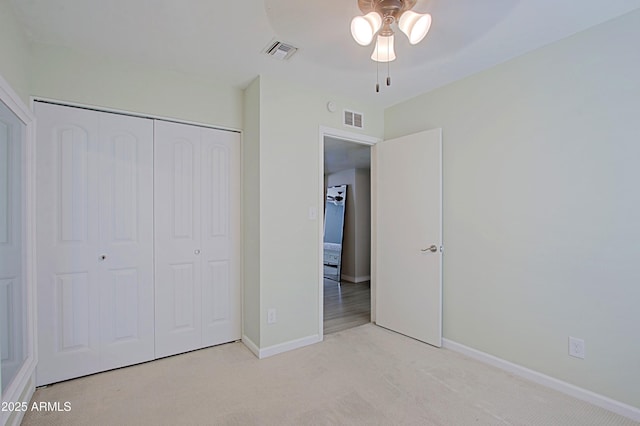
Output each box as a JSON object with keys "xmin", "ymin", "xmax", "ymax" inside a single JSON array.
[{"xmin": 317, "ymin": 126, "xmax": 381, "ymax": 337}]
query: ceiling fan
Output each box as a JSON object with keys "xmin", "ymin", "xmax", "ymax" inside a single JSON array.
[{"xmin": 350, "ymin": 0, "xmax": 432, "ymax": 91}]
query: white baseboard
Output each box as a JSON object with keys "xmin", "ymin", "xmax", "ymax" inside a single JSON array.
[
  {"xmin": 3, "ymin": 372, "xmax": 35, "ymax": 426},
  {"xmin": 442, "ymin": 339, "xmax": 640, "ymax": 422},
  {"xmin": 242, "ymin": 334, "xmax": 323, "ymax": 359},
  {"xmin": 340, "ymin": 274, "xmax": 371, "ymax": 283},
  {"xmin": 241, "ymin": 335, "xmax": 260, "ymax": 358}
]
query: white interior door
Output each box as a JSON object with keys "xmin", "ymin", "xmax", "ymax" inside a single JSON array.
[
  {"xmin": 154, "ymin": 121, "xmax": 241, "ymax": 358},
  {"xmin": 35, "ymin": 103, "xmax": 154, "ymax": 385},
  {"xmin": 375, "ymin": 128, "xmax": 442, "ymax": 347}
]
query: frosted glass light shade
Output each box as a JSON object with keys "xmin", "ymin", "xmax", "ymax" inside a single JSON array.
[
  {"xmin": 351, "ymin": 12, "xmax": 382, "ymax": 46},
  {"xmin": 371, "ymin": 34, "xmax": 396, "ymax": 62},
  {"xmin": 398, "ymin": 11, "xmax": 432, "ymax": 44}
]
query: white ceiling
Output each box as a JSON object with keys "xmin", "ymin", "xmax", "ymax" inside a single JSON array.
[
  {"xmin": 324, "ymin": 136, "xmax": 371, "ymax": 175},
  {"xmin": 10, "ymin": 0, "xmax": 640, "ymax": 108}
]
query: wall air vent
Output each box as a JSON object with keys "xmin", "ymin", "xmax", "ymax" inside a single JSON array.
[
  {"xmin": 264, "ymin": 41, "xmax": 298, "ymax": 60},
  {"xmin": 343, "ymin": 110, "xmax": 364, "ymax": 129}
]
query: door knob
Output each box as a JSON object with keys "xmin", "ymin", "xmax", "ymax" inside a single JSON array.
[
  {"xmin": 421, "ymin": 245, "xmax": 438, "ymax": 253},
  {"xmin": 99, "ymin": 254, "xmax": 107, "ymax": 261},
  {"xmin": 195, "ymin": 249, "xmax": 201, "ymax": 255}
]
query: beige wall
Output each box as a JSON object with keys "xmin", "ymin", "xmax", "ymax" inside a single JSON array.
[
  {"xmin": 242, "ymin": 77, "xmax": 262, "ymax": 345},
  {"xmin": 326, "ymin": 168, "xmax": 371, "ymax": 282},
  {"xmin": 385, "ymin": 9, "xmax": 640, "ymax": 409},
  {"xmin": 0, "ymin": 0, "xmax": 30, "ymax": 102},
  {"xmin": 29, "ymin": 43, "xmax": 243, "ymax": 129},
  {"xmin": 244, "ymin": 75, "xmax": 383, "ymax": 348}
]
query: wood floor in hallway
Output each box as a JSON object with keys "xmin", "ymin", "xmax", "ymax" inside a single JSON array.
[{"xmin": 323, "ymin": 278, "xmax": 371, "ymax": 335}]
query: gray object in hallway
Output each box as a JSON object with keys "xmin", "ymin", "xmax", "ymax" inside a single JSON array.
[{"xmin": 323, "ymin": 184, "xmax": 347, "ymax": 282}]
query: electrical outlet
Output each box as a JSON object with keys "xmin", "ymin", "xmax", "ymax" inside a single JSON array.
[
  {"xmin": 267, "ymin": 308, "xmax": 277, "ymax": 324},
  {"xmin": 569, "ymin": 336, "xmax": 585, "ymax": 359}
]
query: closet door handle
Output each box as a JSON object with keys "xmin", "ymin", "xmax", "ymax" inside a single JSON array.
[
  {"xmin": 421, "ymin": 245, "xmax": 438, "ymax": 253},
  {"xmin": 99, "ymin": 254, "xmax": 107, "ymax": 261},
  {"xmin": 194, "ymin": 249, "xmax": 201, "ymax": 255}
]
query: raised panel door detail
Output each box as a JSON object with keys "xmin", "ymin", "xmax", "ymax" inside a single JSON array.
[
  {"xmin": 0, "ymin": 121, "xmax": 9, "ymax": 244},
  {"xmin": 0, "ymin": 277, "xmax": 25, "ymax": 391},
  {"xmin": 36, "ymin": 103, "xmax": 153, "ymax": 384},
  {"xmin": 171, "ymin": 263, "xmax": 196, "ymax": 330},
  {"xmin": 36, "ymin": 103, "xmax": 100, "ymax": 386},
  {"xmin": 0, "ymin": 278, "xmax": 15, "ymax": 363},
  {"xmin": 98, "ymin": 112, "xmax": 154, "ymax": 371},
  {"xmin": 203, "ymin": 261, "xmax": 229, "ymax": 325},
  {"xmin": 56, "ymin": 126, "xmax": 89, "ymax": 243},
  {"xmin": 100, "ymin": 113, "xmax": 153, "ymax": 253},
  {"xmin": 55, "ymin": 272, "xmax": 90, "ymax": 352},
  {"xmin": 106, "ymin": 268, "xmax": 140, "ymax": 342},
  {"xmin": 172, "ymin": 140, "xmax": 195, "ymax": 240},
  {"xmin": 200, "ymin": 129, "xmax": 240, "ymax": 347},
  {"xmin": 154, "ymin": 120, "xmax": 203, "ymax": 358},
  {"xmin": 154, "ymin": 121, "xmax": 239, "ymax": 358},
  {"xmin": 205, "ymin": 144, "xmax": 229, "ymax": 238},
  {"xmin": 0, "ymin": 110, "xmax": 21, "ymax": 258},
  {"xmin": 109, "ymin": 134, "xmax": 138, "ymax": 243}
]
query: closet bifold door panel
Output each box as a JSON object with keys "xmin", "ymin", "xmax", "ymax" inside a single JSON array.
[
  {"xmin": 154, "ymin": 120, "xmax": 240, "ymax": 358},
  {"xmin": 35, "ymin": 102, "xmax": 154, "ymax": 386},
  {"xmin": 199, "ymin": 127, "xmax": 241, "ymax": 348}
]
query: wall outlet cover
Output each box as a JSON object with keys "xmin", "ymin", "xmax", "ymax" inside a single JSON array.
[
  {"xmin": 569, "ymin": 336, "xmax": 585, "ymax": 359},
  {"xmin": 267, "ymin": 308, "xmax": 277, "ymax": 324}
]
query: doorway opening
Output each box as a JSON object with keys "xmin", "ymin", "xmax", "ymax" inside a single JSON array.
[{"xmin": 319, "ymin": 128, "xmax": 379, "ymax": 335}]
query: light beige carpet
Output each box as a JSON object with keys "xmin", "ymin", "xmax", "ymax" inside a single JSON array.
[{"xmin": 23, "ymin": 324, "xmax": 637, "ymax": 425}]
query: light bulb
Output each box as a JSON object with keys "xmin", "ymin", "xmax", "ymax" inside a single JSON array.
[
  {"xmin": 398, "ymin": 11, "xmax": 432, "ymax": 45},
  {"xmin": 350, "ymin": 11, "xmax": 382, "ymax": 46},
  {"xmin": 370, "ymin": 34, "xmax": 396, "ymax": 63}
]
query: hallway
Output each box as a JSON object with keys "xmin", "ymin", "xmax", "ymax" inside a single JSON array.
[{"xmin": 323, "ymin": 279, "xmax": 371, "ymax": 335}]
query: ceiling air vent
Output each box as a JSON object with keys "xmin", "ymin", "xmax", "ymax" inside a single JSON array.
[
  {"xmin": 344, "ymin": 110, "xmax": 364, "ymax": 129},
  {"xmin": 265, "ymin": 41, "xmax": 298, "ymax": 60}
]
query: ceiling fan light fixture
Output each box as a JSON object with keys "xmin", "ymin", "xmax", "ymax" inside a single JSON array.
[
  {"xmin": 351, "ymin": 11, "xmax": 383, "ymax": 46},
  {"xmin": 351, "ymin": 0, "xmax": 432, "ymax": 91},
  {"xmin": 398, "ymin": 11, "xmax": 432, "ymax": 45},
  {"xmin": 371, "ymin": 34, "xmax": 396, "ymax": 62}
]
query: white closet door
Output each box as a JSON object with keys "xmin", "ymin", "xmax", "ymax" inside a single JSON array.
[
  {"xmin": 35, "ymin": 103, "xmax": 154, "ymax": 385},
  {"xmin": 154, "ymin": 121, "xmax": 203, "ymax": 358},
  {"xmin": 97, "ymin": 112, "xmax": 154, "ymax": 371},
  {"xmin": 200, "ymin": 128, "xmax": 240, "ymax": 347},
  {"xmin": 36, "ymin": 104, "xmax": 101, "ymax": 385},
  {"xmin": 154, "ymin": 121, "xmax": 240, "ymax": 358}
]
